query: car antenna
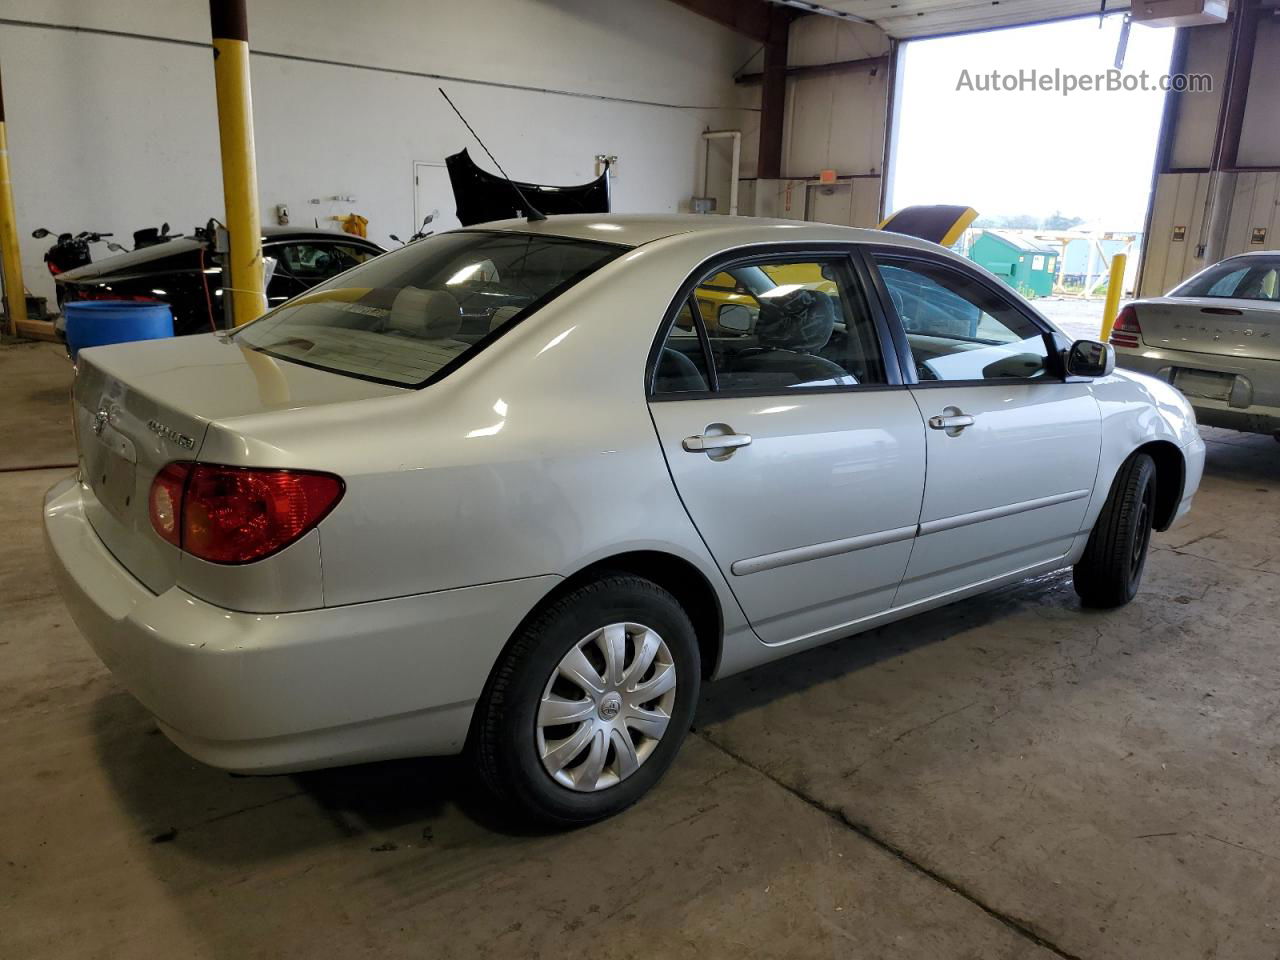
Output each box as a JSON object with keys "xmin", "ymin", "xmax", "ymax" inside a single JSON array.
[{"xmin": 438, "ymin": 87, "xmax": 546, "ymax": 222}]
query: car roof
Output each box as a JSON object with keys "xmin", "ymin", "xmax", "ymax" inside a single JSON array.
[
  {"xmin": 471, "ymin": 213, "xmax": 939, "ymax": 253},
  {"xmin": 260, "ymin": 225, "xmax": 384, "ymax": 246},
  {"xmin": 1219, "ymin": 249, "xmax": 1280, "ymax": 260}
]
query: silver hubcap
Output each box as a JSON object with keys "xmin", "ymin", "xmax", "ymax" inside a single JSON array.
[{"xmin": 536, "ymin": 622, "xmax": 678, "ymax": 792}]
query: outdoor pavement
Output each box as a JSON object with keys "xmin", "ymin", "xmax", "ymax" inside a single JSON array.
[
  {"xmin": 2, "ymin": 340, "xmax": 1278, "ymax": 959},
  {"xmin": 1036, "ymin": 297, "xmax": 1108, "ymax": 342}
]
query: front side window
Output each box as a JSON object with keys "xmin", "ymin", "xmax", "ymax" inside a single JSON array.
[
  {"xmin": 1174, "ymin": 256, "xmax": 1280, "ymax": 301},
  {"xmin": 654, "ymin": 257, "xmax": 888, "ymax": 395},
  {"xmin": 875, "ymin": 256, "xmax": 1051, "ymax": 382},
  {"xmin": 237, "ymin": 231, "xmax": 623, "ymax": 386}
]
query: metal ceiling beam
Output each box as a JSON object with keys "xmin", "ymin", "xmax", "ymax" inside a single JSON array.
[
  {"xmin": 1212, "ymin": 0, "xmax": 1262, "ymax": 174},
  {"xmin": 666, "ymin": 1, "xmax": 794, "ymax": 182},
  {"xmin": 736, "ymin": 52, "xmax": 889, "ymax": 84},
  {"xmin": 663, "ymin": 0, "xmax": 776, "ymax": 43},
  {"xmin": 758, "ymin": 5, "xmax": 791, "ymax": 180},
  {"xmin": 770, "ymin": 0, "xmax": 870, "ymax": 24}
]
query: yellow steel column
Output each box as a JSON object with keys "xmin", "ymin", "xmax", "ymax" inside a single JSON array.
[
  {"xmin": 209, "ymin": 0, "xmax": 266, "ymax": 326},
  {"xmin": 0, "ymin": 63, "xmax": 28, "ymax": 337},
  {"xmin": 1100, "ymin": 253, "xmax": 1127, "ymax": 341}
]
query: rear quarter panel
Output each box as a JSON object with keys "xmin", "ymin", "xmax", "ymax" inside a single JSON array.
[{"xmin": 199, "ymin": 243, "xmax": 757, "ymax": 669}]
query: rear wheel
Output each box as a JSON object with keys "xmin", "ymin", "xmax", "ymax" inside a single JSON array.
[
  {"xmin": 472, "ymin": 574, "xmax": 700, "ymax": 826},
  {"xmin": 1073, "ymin": 452, "xmax": 1157, "ymax": 608}
]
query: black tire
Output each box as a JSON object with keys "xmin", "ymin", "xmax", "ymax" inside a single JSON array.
[
  {"xmin": 472, "ymin": 574, "xmax": 700, "ymax": 827},
  {"xmin": 1073, "ymin": 452, "xmax": 1157, "ymax": 608}
]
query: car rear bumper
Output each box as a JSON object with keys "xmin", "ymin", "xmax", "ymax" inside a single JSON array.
[
  {"xmin": 44, "ymin": 474, "xmax": 558, "ymax": 774},
  {"xmin": 1116, "ymin": 348, "xmax": 1280, "ymax": 435}
]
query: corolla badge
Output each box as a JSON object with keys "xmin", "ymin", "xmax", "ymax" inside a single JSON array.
[{"xmin": 147, "ymin": 419, "xmax": 196, "ymax": 450}]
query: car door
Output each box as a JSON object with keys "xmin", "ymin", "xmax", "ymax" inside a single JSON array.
[
  {"xmin": 647, "ymin": 250, "xmax": 926, "ymax": 647},
  {"xmin": 867, "ymin": 250, "xmax": 1102, "ymax": 606}
]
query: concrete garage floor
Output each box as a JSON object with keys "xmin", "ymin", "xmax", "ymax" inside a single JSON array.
[{"xmin": 3, "ymin": 341, "xmax": 1279, "ymax": 959}]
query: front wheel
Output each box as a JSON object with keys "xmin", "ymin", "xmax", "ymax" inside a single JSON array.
[
  {"xmin": 472, "ymin": 574, "xmax": 700, "ymax": 826},
  {"xmin": 1073, "ymin": 452, "xmax": 1157, "ymax": 608}
]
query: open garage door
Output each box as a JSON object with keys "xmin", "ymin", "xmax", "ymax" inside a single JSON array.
[{"xmin": 883, "ymin": 14, "xmax": 1174, "ymax": 338}]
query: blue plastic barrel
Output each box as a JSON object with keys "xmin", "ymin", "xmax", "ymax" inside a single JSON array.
[{"xmin": 63, "ymin": 300, "xmax": 175, "ymax": 359}]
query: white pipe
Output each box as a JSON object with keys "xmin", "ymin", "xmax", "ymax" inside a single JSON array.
[{"xmin": 700, "ymin": 130, "xmax": 742, "ymax": 217}]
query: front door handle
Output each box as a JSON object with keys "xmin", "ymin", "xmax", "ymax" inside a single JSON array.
[
  {"xmin": 683, "ymin": 432, "xmax": 752, "ymax": 453},
  {"xmin": 928, "ymin": 410, "xmax": 975, "ymax": 434}
]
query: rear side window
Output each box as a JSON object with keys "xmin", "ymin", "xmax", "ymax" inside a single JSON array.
[
  {"xmin": 875, "ymin": 256, "xmax": 1051, "ymax": 382},
  {"xmin": 653, "ymin": 257, "xmax": 888, "ymax": 395},
  {"xmin": 1174, "ymin": 257, "xmax": 1280, "ymax": 301},
  {"xmin": 237, "ymin": 231, "xmax": 623, "ymax": 386}
]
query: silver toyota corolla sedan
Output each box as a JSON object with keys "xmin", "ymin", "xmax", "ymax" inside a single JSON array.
[
  {"xmin": 1112, "ymin": 250, "xmax": 1280, "ymax": 438},
  {"xmin": 45, "ymin": 215, "xmax": 1205, "ymax": 824}
]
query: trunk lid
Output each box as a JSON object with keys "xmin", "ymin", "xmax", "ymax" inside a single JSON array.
[
  {"xmin": 73, "ymin": 334, "xmax": 402, "ymax": 593},
  {"xmin": 1135, "ymin": 297, "xmax": 1280, "ymax": 362}
]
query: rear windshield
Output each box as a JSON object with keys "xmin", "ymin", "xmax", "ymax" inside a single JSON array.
[
  {"xmin": 235, "ymin": 230, "xmax": 624, "ymax": 386},
  {"xmin": 1173, "ymin": 256, "xmax": 1280, "ymax": 301}
]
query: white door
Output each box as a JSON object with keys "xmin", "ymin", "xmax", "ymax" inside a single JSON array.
[
  {"xmin": 648, "ymin": 253, "xmax": 926, "ymax": 646},
  {"xmin": 870, "ymin": 253, "xmax": 1102, "ymax": 606},
  {"xmin": 413, "ymin": 162, "xmax": 462, "ymax": 237}
]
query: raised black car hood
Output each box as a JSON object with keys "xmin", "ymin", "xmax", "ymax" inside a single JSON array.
[{"xmin": 446, "ymin": 149, "xmax": 611, "ymax": 226}]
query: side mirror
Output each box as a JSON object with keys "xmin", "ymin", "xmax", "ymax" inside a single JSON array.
[
  {"xmin": 718, "ymin": 303, "xmax": 753, "ymax": 333},
  {"xmin": 32, "ymin": 228, "xmax": 50, "ymax": 239},
  {"xmin": 388, "ymin": 234, "xmax": 401, "ymax": 243},
  {"xmin": 1065, "ymin": 339, "xmax": 1115, "ymax": 378}
]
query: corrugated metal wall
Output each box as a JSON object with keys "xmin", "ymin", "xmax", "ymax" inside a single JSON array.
[
  {"xmin": 740, "ymin": 17, "xmax": 890, "ymax": 228},
  {"xmin": 1138, "ymin": 19, "xmax": 1280, "ymax": 298}
]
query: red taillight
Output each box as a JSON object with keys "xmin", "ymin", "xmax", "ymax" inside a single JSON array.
[
  {"xmin": 148, "ymin": 463, "xmax": 344, "ymax": 564},
  {"xmin": 1110, "ymin": 304, "xmax": 1142, "ymax": 349}
]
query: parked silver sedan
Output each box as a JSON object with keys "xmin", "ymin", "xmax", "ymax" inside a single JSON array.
[
  {"xmin": 1112, "ymin": 250, "xmax": 1280, "ymax": 438},
  {"xmin": 45, "ymin": 215, "xmax": 1204, "ymax": 824}
]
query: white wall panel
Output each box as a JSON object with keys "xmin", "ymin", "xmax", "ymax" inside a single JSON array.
[
  {"xmin": 807, "ymin": 179, "xmax": 882, "ymax": 227},
  {"xmin": 1237, "ymin": 19, "xmax": 1280, "ymax": 169},
  {"xmin": 0, "ymin": 1, "xmax": 756, "ymax": 301},
  {"xmin": 782, "ymin": 18, "xmax": 890, "ymax": 179},
  {"xmin": 1167, "ymin": 23, "xmax": 1229, "ymax": 172}
]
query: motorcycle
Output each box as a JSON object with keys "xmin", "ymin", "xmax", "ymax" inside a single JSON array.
[
  {"xmin": 31, "ymin": 228, "xmax": 126, "ymax": 275},
  {"xmin": 132, "ymin": 222, "xmax": 184, "ymax": 249},
  {"xmin": 389, "ymin": 211, "xmax": 436, "ymax": 245}
]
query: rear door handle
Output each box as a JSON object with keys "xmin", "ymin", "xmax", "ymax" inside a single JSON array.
[
  {"xmin": 683, "ymin": 433, "xmax": 752, "ymax": 452},
  {"xmin": 928, "ymin": 413, "xmax": 975, "ymax": 432}
]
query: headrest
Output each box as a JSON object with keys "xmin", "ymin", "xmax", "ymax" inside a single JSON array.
[
  {"xmin": 755, "ymin": 288, "xmax": 835, "ymax": 353},
  {"xmin": 387, "ymin": 287, "xmax": 462, "ymax": 339},
  {"xmin": 489, "ymin": 305, "xmax": 522, "ymax": 332}
]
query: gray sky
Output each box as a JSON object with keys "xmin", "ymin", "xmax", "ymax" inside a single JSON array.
[{"xmin": 888, "ymin": 16, "xmax": 1175, "ymax": 231}]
